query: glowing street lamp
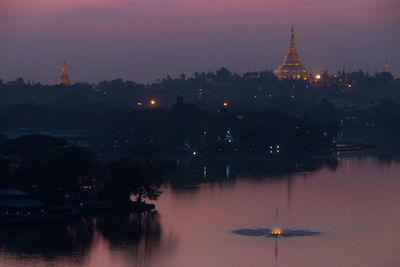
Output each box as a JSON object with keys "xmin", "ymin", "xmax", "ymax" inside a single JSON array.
[
  {"xmin": 315, "ymin": 74, "xmax": 321, "ymax": 80},
  {"xmin": 223, "ymin": 102, "xmax": 228, "ymax": 107},
  {"xmin": 150, "ymin": 99, "xmax": 156, "ymax": 105}
]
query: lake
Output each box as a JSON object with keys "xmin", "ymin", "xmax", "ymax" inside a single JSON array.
[{"xmin": 0, "ymin": 153, "xmax": 399, "ymax": 267}]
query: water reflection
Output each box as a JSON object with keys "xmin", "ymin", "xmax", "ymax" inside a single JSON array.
[
  {"xmin": 0, "ymin": 211, "xmax": 168, "ymax": 266},
  {"xmin": 95, "ymin": 210, "xmax": 173, "ymax": 266},
  {"xmin": 96, "ymin": 211, "xmax": 162, "ymax": 247},
  {"xmin": 0, "ymin": 217, "xmax": 94, "ymax": 261},
  {"xmin": 1, "ymin": 152, "xmax": 400, "ymax": 266},
  {"xmin": 225, "ymin": 164, "xmax": 231, "ymax": 180},
  {"xmin": 168, "ymin": 156, "xmax": 339, "ymax": 192}
]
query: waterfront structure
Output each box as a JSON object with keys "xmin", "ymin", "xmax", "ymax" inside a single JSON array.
[
  {"xmin": 57, "ymin": 61, "xmax": 71, "ymax": 86},
  {"xmin": 0, "ymin": 189, "xmax": 44, "ymax": 213},
  {"xmin": 274, "ymin": 26, "xmax": 310, "ymax": 80}
]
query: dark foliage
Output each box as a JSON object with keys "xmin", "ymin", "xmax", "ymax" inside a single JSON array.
[{"xmin": 102, "ymin": 158, "xmax": 162, "ymax": 204}]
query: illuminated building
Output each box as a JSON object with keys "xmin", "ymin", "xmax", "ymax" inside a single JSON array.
[
  {"xmin": 274, "ymin": 26, "xmax": 310, "ymax": 80},
  {"xmin": 57, "ymin": 61, "xmax": 71, "ymax": 86}
]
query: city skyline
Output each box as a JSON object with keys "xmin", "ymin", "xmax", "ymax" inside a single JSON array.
[{"xmin": 1, "ymin": 0, "xmax": 399, "ymax": 84}]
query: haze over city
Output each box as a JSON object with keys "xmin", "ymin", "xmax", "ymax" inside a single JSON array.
[{"xmin": 1, "ymin": 0, "xmax": 399, "ymax": 83}]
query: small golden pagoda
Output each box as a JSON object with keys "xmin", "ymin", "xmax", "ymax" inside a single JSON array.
[
  {"xmin": 385, "ymin": 59, "xmax": 389, "ymax": 73},
  {"xmin": 57, "ymin": 61, "xmax": 71, "ymax": 86},
  {"xmin": 274, "ymin": 26, "xmax": 310, "ymax": 80}
]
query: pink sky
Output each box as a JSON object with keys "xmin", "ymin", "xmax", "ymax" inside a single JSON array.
[{"xmin": 0, "ymin": 0, "xmax": 399, "ymax": 83}]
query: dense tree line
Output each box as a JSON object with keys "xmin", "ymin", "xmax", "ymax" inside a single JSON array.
[
  {"xmin": 0, "ymin": 135, "xmax": 163, "ymax": 205},
  {"xmin": 0, "ymin": 68, "xmax": 398, "ymax": 114}
]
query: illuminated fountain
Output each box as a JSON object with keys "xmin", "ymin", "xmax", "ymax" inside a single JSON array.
[
  {"xmin": 231, "ymin": 208, "xmax": 320, "ymax": 266},
  {"xmin": 270, "ymin": 208, "xmax": 283, "ymax": 237},
  {"xmin": 270, "ymin": 228, "xmax": 282, "ymax": 236},
  {"xmin": 231, "ymin": 207, "xmax": 319, "ymax": 238}
]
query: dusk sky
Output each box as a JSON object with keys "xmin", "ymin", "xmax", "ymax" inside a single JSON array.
[{"xmin": 1, "ymin": 0, "xmax": 399, "ymax": 84}]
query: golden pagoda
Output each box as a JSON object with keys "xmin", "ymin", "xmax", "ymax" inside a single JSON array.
[
  {"xmin": 274, "ymin": 26, "xmax": 310, "ymax": 80},
  {"xmin": 57, "ymin": 61, "xmax": 71, "ymax": 86},
  {"xmin": 385, "ymin": 59, "xmax": 389, "ymax": 73}
]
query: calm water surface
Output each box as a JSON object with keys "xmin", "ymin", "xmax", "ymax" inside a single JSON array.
[{"xmin": 1, "ymin": 154, "xmax": 400, "ymax": 267}]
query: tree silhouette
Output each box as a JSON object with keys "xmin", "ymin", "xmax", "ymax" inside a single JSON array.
[{"xmin": 104, "ymin": 158, "xmax": 162, "ymax": 204}]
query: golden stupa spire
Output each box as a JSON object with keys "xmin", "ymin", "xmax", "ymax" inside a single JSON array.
[
  {"xmin": 274, "ymin": 25, "xmax": 309, "ymax": 80},
  {"xmin": 288, "ymin": 25, "xmax": 298, "ymax": 57},
  {"xmin": 57, "ymin": 60, "xmax": 71, "ymax": 86}
]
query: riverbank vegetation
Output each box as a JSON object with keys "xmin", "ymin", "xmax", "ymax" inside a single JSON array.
[{"xmin": 0, "ymin": 135, "xmax": 163, "ymax": 208}]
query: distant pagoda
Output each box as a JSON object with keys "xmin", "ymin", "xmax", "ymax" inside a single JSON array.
[
  {"xmin": 385, "ymin": 58, "xmax": 389, "ymax": 73},
  {"xmin": 57, "ymin": 61, "xmax": 71, "ymax": 86},
  {"xmin": 274, "ymin": 26, "xmax": 310, "ymax": 80}
]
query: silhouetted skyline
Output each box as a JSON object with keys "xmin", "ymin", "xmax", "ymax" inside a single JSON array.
[{"xmin": 1, "ymin": 0, "xmax": 399, "ymax": 83}]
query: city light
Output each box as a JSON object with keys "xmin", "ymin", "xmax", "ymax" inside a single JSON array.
[
  {"xmin": 137, "ymin": 102, "xmax": 142, "ymax": 106},
  {"xmin": 223, "ymin": 102, "xmax": 228, "ymax": 107},
  {"xmin": 315, "ymin": 74, "xmax": 321, "ymax": 80},
  {"xmin": 150, "ymin": 99, "xmax": 156, "ymax": 105}
]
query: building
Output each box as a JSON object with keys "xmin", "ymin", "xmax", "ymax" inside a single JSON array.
[
  {"xmin": 57, "ymin": 61, "xmax": 71, "ymax": 86},
  {"xmin": 274, "ymin": 26, "xmax": 310, "ymax": 80}
]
